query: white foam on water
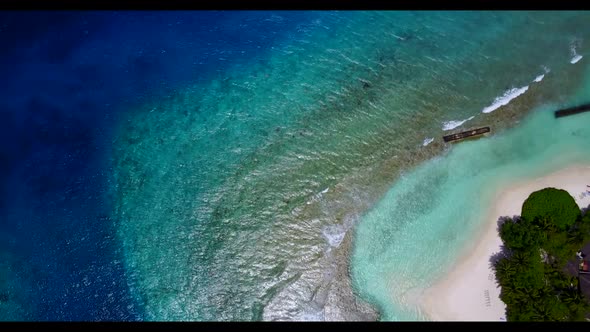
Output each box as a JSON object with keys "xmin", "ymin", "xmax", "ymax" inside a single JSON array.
[
  {"xmin": 309, "ymin": 187, "xmax": 329, "ymax": 204},
  {"xmin": 321, "ymin": 214, "xmax": 356, "ymax": 249},
  {"xmin": 390, "ymin": 33, "xmax": 407, "ymax": 41},
  {"xmin": 570, "ymin": 44, "xmax": 583, "ymax": 64},
  {"xmin": 481, "ymin": 85, "xmax": 529, "ymax": 114},
  {"xmin": 422, "ymin": 137, "xmax": 434, "ymax": 146},
  {"xmin": 571, "ymin": 54, "xmax": 583, "ymax": 64},
  {"xmin": 298, "ymin": 307, "xmax": 325, "ymax": 321},
  {"xmin": 533, "ymin": 74, "xmax": 545, "ymax": 83},
  {"xmin": 322, "ymin": 224, "xmax": 346, "ymax": 248},
  {"xmin": 442, "ymin": 116, "xmax": 475, "ymax": 131}
]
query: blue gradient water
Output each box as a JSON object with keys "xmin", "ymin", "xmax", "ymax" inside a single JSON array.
[
  {"xmin": 0, "ymin": 11, "xmax": 309, "ymax": 321},
  {"xmin": 1, "ymin": 11, "xmax": 589, "ymax": 321}
]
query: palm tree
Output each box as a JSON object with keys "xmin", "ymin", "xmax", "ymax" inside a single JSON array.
[
  {"xmin": 535, "ymin": 216, "xmax": 555, "ymax": 233},
  {"xmin": 513, "ymin": 283, "xmax": 531, "ymax": 300},
  {"xmin": 500, "ymin": 285, "xmax": 518, "ymax": 306},
  {"xmin": 567, "ymin": 228, "xmax": 584, "ymax": 247},
  {"xmin": 524, "ymin": 287, "xmax": 542, "ymax": 302},
  {"xmin": 562, "ymin": 289, "xmax": 584, "ymax": 307},
  {"xmin": 531, "ymin": 304, "xmax": 553, "ymax": 321},
  {"xmin": 495, "ymin": 258, "xmax": 516, "ymax": 285},
  {"xmin": 512, "ymin": 251, "xmax": 530, "ymax": 267},
  {"xmin": 560, "ymin": 289, "xmax": 588, "ymax": 320}
]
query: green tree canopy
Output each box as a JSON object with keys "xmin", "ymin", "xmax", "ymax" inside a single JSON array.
[
  {"xmin": 495, "ymin": 187, "xmax": 590, "ymax": 321},
  {"xmin": 499, "ymin": 218, "xmax": 545, "ymax": 251},
  {"xmin": 521, "ymin": 188, "xmax": 580, "ymax": 231}
]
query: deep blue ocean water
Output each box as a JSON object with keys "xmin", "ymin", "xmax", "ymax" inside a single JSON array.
[{"xmin": 0, "ymin": 10, "xmax": 312, "ymax": 321}]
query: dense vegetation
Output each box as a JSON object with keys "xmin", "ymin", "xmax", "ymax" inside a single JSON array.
[{"xmin": 494, "ymin": 188, "xmax": 590, "ymax": 321}]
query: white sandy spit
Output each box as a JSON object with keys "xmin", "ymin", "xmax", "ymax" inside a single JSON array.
[{"xmin": 419, "ymin": 164, "xmax": 590, "ymax": 321}]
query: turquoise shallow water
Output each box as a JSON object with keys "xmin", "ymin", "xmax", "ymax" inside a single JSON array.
[
  {"xmin": 351, "ymin": 65, "xmax": 590, "ymax": 321},
  {"xmin": 111, "ymin": 11, "xmax": 590, "ymax": 320}
]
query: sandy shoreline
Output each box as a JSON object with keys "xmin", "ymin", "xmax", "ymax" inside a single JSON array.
[{"xmin": 419, "ymin": 164, "xmax": 590, "ymax": 321}]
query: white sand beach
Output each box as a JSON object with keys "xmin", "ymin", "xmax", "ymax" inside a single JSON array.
[{"xmin": 419, "ymin": 164, "xmax": 590, "ymax": 321}]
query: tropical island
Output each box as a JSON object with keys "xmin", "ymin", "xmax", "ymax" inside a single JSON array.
[{"xmin": 493, "ymin": 187, "xmax": 590, "ymax": 321}]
